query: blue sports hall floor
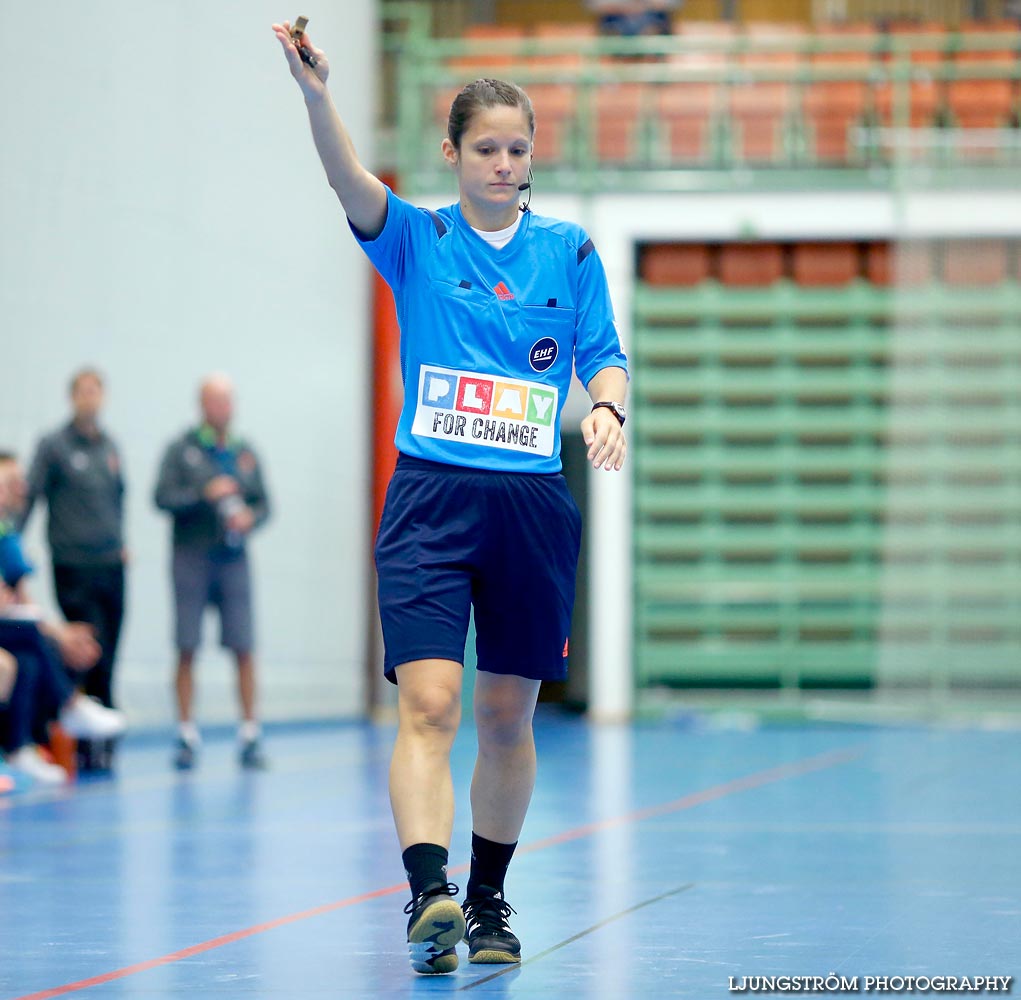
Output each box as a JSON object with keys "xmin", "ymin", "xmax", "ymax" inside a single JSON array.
[{"xmin": 1, "ymin": 708, "xmax": 1018, "ymax": 999}]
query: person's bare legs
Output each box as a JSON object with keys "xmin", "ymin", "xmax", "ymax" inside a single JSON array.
[
  {"xmin": 175, "ymin": 650, "xmax": 195, "ymax": 723},
  {"xmin": 463, "ymin": 671, "xmax": 540, "ymax": 965},
  {"xmin": 233, "ymin": 650, "xmax": 268, "ymax": 768},
  {"xmin": 470, "ymin": 673, "xmax": 541, "ymax": 844},
  {"xmin": 172, "ymin": 650, "xmax": 200, "ymax": 769},
  {"xmin": 391, "ymin": 658, "xmax": 465, "ymax": 975},
  {"xmin": 235, "ymin": 651, "xmax": 257, "ymax": 722},
  {"xmin": 390, "ymin": 658, "xmax": 463, "ymax": 849}
]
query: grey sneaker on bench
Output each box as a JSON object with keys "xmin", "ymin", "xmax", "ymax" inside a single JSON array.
[
  {"xmin": 404, "ymin": 882, "xmax": 465, "ymax": 975},
  {"xmin": 463, "ymin": 888, "xmax": 521, "ymax": 964}
]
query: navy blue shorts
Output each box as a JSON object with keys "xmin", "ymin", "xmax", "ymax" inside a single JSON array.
[{"xmin": 375, "ymin": 454, "xmax": 582, "ymax": 685}]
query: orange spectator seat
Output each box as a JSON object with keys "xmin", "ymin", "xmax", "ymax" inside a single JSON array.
[
  {"xmin": 528, "ymin": 23, "xmax": 595, "ymax": 71},
  {"xmin": 946, "ymin": 78, "xmax": 1014, "ymax": 128},
  {"xmin": 865, "ymin": 242, "xmax": 893, "ymax": 286},
  {"xmin": 448, "ymin": 24, "xmax": 526, "ymax": 74},
  {"xmin": 947, "ymin": 22, "xmax": 1019, "ymax": 129},
  {"xmin": 886, "ymin": 21, "xmax": 947, "ymax": 66},
  {"xmin": 881, "ymin": 242, "xmax": 934, "ymax": 287},
  {"xmin": 657, "ymin": 67, "xmax": 720, "ymax": 165},
  {"xmin": 876, "ymin": 21, "xmax": 946, "ymax": 133},
  {"xmin": 658, "ymin": 28, "xmax": 731, "ymax": 165},
  {"xmin": 432, "ymin": 86, "xmax": 461, "ymax": 136},
  {"xmin": 594, "ymin": 82, "xmax": 648, "ymax": 163},
  {"xmin": 956, "ymin": 19, "xmax": 1019, "ymax": 60},
  {"xmin": 803, "ymin": 24, "xmax": 876, "ymax": 163},
  {"xmin": 534, "ymin": 22, "xmax": 597, "ymax": 40},
  {"xmin": 656, "ymin": 84, "xmax": 718, "ymax": 165},
  {"xmin": 673, "ymin": 20, "xmax": 739, "ymax": 42},
  {"xmin": 731, "ymin": 48, "xmax": 800, "ymax": 162},
  {"xmin": 873, "ymin": 79, "xmax": 941, "ymax": 128},
  {"xmin": 719, "ymin": 243, "xmax": 785, "ymax": 287},
  {"xmin": 792, "ymin": 242, "xmax": 860, "ymax": 286},
  {"xmin": 640, "ymin": 244, "xmax": 712, "ymax": 286},
  {"xmin": 942, "ymin": 240, "xmax": 1009, "ymax": 286},
  {"xmin": 870, "ymin": 242, "xmax": 936, "ymax": 287},
  {"xmin": 528, "ymin": 83, "xmax": 576, "ymax": 164},
  {"xmin": 728, "ymin": 29, "xmax": 805, "ymax": 164}
]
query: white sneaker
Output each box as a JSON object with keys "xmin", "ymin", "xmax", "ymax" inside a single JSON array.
[
  {"xmin": 59, "ymin": 695, "xmax": 127, "ymax": 739},
  {"xmin": 7, "ymin": 746, "xmax": 69, "ymax": 785}
]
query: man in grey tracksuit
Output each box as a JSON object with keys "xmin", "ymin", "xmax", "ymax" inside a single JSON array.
[
  {"xmin": 154, "ymin": 375, "xmax": 271, "ymax": 771},
  {"xmin": 19, "ymin": 368, "xmax": 126, "ymax": 771}
]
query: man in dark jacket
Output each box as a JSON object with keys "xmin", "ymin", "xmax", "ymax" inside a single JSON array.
[
  {"xmin": 154, "ymin": 375, "xmax": 271, "ymax": 771},
  {"xmin": 19, "ymin": 368, "xmax": 127, "ymax": 771}
]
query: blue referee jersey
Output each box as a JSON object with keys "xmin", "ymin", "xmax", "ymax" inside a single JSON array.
[{"xmin": 354, "ymin": 186, "xmax": 628, "ymax": 473}]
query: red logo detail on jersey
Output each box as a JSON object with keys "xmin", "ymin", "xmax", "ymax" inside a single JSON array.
[
  {"xmin": 494, "ymin": 281, "xmax": 514, "ymax": 301},
  {"xmin": 562, "ymin": 638, "xmax": 569, "ymax": 658},
  {"xmin": 456, "ymin": 378, "xmax": 493, "ymax": 414}
]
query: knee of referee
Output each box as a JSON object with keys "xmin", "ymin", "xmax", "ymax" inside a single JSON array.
[
  {"xmin": 474, "ymin": 682, "xmax": 538, "ymax": 749},
  {"xmin": 396, "ymin": 667, "xmax": 462, "ymax": 739}
]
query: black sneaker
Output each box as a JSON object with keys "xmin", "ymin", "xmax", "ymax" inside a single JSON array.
[
  {"xmin": 76, "ymin": 739, "xmax": 97, "ymax": 773},
  {"xmin": 462, "ymin": 888, "xmax": 521, "ymax": 964},
  {"xmin": 403, "ymin": 882, "xmax": 464, "ymax": 975},
  {"xmin": 239, "ymin": 739, "xmax": 268, "ymax": 770},
  {"xmin": 79, "ymin": 738, "xmax": 115, "ymax": 774},
  {"xmin": 101, "ymin": 738, "xmax": 117, "ymax": 771},
  {"xmin": 173, "ymin": 738, "xmax": 196, "ymax": 771}
]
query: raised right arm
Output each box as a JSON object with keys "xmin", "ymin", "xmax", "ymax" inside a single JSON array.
[{"xmin": 272, "ymin": 20, "xmax": 388, "ymax": 239}]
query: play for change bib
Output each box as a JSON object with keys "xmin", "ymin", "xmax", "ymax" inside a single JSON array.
[{"xmin": 412, "ymin": 364, "xmax": 558, "ymax": 458}]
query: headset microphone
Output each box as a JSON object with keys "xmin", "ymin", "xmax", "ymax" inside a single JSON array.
[{"xmin": 518, "ymin": 167, "xmax": 534, "ymax": 212}]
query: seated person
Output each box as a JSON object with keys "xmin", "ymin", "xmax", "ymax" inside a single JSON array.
[
  {"xmin": 0, "ymin": 619, "xmax": 125, "ymax": 785},
  {"xmin": 585, "ymin": 0, "xmax": 679, "ymax": 36},
  {"xmin": 0, "ymin": 649, "xmax": 14, "ymax": 794},
  {"xmin": 0, "ymin": 646, "xmax": 13, "ymax": 703},
  {"xmin": 0, "ymin": 453, "xmax": 126, "ymax": 784}
]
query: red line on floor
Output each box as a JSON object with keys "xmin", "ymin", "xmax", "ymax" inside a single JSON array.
[
  {"xmin": 517, "ymin": 745, "xmax": 862, "ymax": 856},
  {"xmin": 10, "ymin": 744, "xmax": 861, "ymax": 1000},
  {"xmin": 10, "ymin": 883, "xmax": 409, "ymax": 1000}
]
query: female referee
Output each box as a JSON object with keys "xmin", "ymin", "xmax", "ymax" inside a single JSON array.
[{"xmin": 273, "ymin": 20, "xmax": 628, "ymax": 976}]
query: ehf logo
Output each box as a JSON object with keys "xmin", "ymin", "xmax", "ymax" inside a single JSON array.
[{"xmin": 529, "ymin": 337, "xmax": 558, "ymax": 373}]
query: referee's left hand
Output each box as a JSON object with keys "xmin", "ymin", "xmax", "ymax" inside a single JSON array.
[{"xmin": 582, "ymin": 409, "xmax": 627, "ymax": 471}]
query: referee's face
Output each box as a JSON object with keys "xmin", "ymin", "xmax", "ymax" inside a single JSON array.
[{"xmin": 443, "ymin": 105, "xmax": 532, "ymax": 229}]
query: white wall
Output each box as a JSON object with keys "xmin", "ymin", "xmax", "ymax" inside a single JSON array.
[{"xmin": 0, "ymin": 2, "xmax": 376, "ymax": 726}]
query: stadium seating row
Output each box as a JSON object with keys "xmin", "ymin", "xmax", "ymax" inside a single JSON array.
[
  {"xmin": 630, "ymin": 236, "xmax": 1021, "ymax": 687},
  {"xmin": 433, "ymin": 21, "xmax": 1021, "ymax": 165},
  {"xmin": 639, "ymin": 239, "xmax": 1021, "ymax": 287}
]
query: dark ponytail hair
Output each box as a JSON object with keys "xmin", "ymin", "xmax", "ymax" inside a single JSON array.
[{"xmin": 447, "ymin": 79, "xmax": 535, "ymax": 150}]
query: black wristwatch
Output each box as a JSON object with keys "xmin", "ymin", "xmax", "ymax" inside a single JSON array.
[{"xmin": 591, "ymin": 401, "xmax": 626, "ymax": 426}]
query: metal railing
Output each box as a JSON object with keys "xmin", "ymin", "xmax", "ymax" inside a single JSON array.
[{"xmin": 380, "ymin": 3, "xmax": 1021, "ymax": 193}]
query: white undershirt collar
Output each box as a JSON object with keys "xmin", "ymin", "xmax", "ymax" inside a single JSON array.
[{"xmin": 471, "ymin": 212, "xmax": 521, "ymax": 251}]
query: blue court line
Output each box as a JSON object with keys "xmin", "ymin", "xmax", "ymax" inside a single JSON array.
[{"xmin": 8, "ymin": 744, "xmax": 862, "ymax": 1000}]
